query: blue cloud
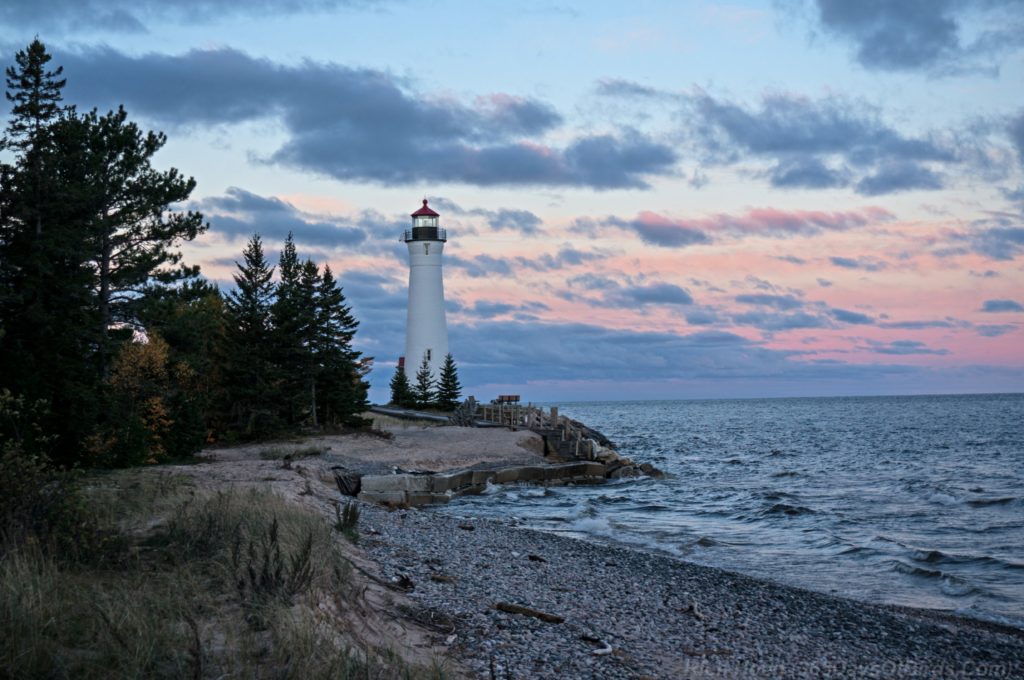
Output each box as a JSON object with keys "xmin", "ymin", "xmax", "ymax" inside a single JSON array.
[
  {"xmin": 197, "ymin": 187, "xmax": 368, "ymax": 247},
  {"xmin": 59, "ymin": 46, "xmax": 676, "ymax": 189},
  {"xmin": 613, "ymin": 283, "xmax": 694, "ymax": 306},
  {"xmin": 830, "ymin": 308, "xmax": 874, "ymax": 325},
  {"xmin": 976, "ymin": 324, "xmax": 1016, "ymax": 337},
  {"xmin": 811, "ymin": 0, "xmax": 1024, "ymax": 74},
  {"xmin": 688, "ymin": 90, "xmax": 958, "ymax": 194},
  {"xmin": 735, "ymin": 293, "xmax": 804, "ymax": 310},
  {"xmin": 830, "ymin": 255, "xmax": 887, "ymax": 271},
  {"xmin": 860, "ymin": 339, "xmax": 949, "ymax": 355},
  {"xmin": 981, "ymin": 299, "xmax": 1024, "ymax": 312},
  {"xmin": 854, "ymin": 161, "xmax": 944, "ymax": 195}
]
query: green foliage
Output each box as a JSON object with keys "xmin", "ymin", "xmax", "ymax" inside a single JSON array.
[
  {"xmin": 3, "ymin": 38, "xmax": 65, "ymax": 155},
  {"xmin": 0, "ymin": 40, "xmax": 206, "ymax": 465},
  {"xmin": 0, "ymin": 390, "xmax": 109, "ymax": 561},
  {"xmin": 412, "ymin": 353, "xmax": 436, "ymax": 409},
  {"xmin": 223, "ymin": 234, "xmax": 281, "ymax": 438},
  {"xmin": 315, "ymin": 264, "xmax": 370, "ymax": 427},
  {"xmin": 389, "ymin": 364, "xmax": 414, "ymax": 408},
  {"xmin": 436, "ymin": 353, "xmax": 462, "ymax": 411},
  {"xmin": 0, "ymin": 40, "xmax": 374, "ymax": 464},
  {"xmin": 333, "ymin": 500, "xmax": 360, "ymax": 542}
]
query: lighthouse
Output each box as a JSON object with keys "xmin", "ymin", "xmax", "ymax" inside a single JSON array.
[{"xmin": 402, "ymin": 199, "xmax": 449, "ymax": 381}]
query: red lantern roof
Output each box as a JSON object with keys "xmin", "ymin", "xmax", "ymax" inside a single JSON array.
[{"xmin": 411, "ymin": 198, "xmax": 439, "ymax": 217}]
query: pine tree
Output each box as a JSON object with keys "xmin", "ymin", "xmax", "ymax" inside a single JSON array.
[
  {"xmin": 270, "ymin": 234, "xmax": 316, "ymax": 425},
  {"xmin": 315, "ymin": 264, "xmax": 369, "ymax": 426},
  {"xmin": 3, "ymin": 39, "xmax": 65, "ymax": 156},
  {"xmin": 71, "ymin": 106, "xmax": 207, "ymax": 376},
  {"xmin": 389, "ymin": 364, "xmax": 413, "ymax": 408},
  {"xmin": 436, "ymin": 353, "xmax": 462, "ymax": 411},
  {"xmin": 0, "ymin": 40, "xmax": 97, "ymax": 462},
  {"xmin": 223, "ymin": 234, "xmax": 279, "ymax": 437},
  {"xmin": 412, "ymin": 353, "xmax": 436, "ymax": 410}
]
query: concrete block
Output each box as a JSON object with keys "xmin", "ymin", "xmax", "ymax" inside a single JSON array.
[
  {"xmin": 358, "ymin": 491, "xmax": 407, "ymax": 506},
  {"xmin": 471, "ymin": 469, "xmax": 495, "ymax": 485},
  {"xmin": 432, "ymin": 469, "xmax": 473, "ymax": 492},
  {"xmin": 406, "ymin": 492, "xmax": 450, "ymax": 506}
]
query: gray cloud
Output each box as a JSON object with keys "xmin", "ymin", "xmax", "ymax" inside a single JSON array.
[
  {"xmin": 830, "ymin": 308, "xmax": 874, "ymax": 325},
  {"xmin": 879, "ymin": 319, "xmax": 957, "ymax": 330},
  {"xmin": 688, "ymin": 90, "xmax": 959, "ymax": 194},
  {"xmin": 516, "ymin": 247, "xmax": 606, "ymax": 272},
  {"xmin": 0, "ymin": 0, "xmax": 378, "ymax": 33},
  {"xmin": 770, "ymin": 157, "xmax": 849, "ymax": 189},
  {"xmin": 613, "ymin": 283, "xmax": 694, "ymax": 307},
  {"xmin": 732, "ymin": 310, "xmax": 829, "ymax": 331},
  {"xmin": 859, "ymin": 339, "xmax": 949, "ymax": 355},
  {"xmin": 968, "ymin": 227, "xmax": 1024, "ymax": 261},
  {"xmin": 594, "ymin": 205, "xmax": 892, "ymax": 249},
  {"xmin": 976, "ymin": 324, "xmax": 1017, "ymax": 337},
  {"xmin": 735, "ymin": 293, "xmax": 804, "ymax": 311},
  {"xmin": 1010, "ymin": 111, "xmax": 1024, "ymax": 165},
  {"xmin": 58, "ymin": 46, "xmax": 676, "ymax": 189},
  {"xmin": 855, "ymin": 161, "xmax": 944, "ymax": 195},
  {"xmin": 594, "ymin": 78, "xmax": 672, "ymax": 100},
  {"xmin": 811, "ymin": 0, "xmax": 1024, "ymax": 74},
  {"xmin": 446, "ymin": 254, "xmax": 515, "ymax": 279},
  {"xmin": 830, "ymin": 255, "xmax": 887, "ymax": 271},
  {"xmin": 981, "ymin": 299, "xmax": 1024, "ymax": 312},
  {"xmin": 431, "ymin": 197, "xmax": 544, "ymax": 235},
  {"xmin": 197, "ymin": 187, "xmax": 368, "ymax": 247}
]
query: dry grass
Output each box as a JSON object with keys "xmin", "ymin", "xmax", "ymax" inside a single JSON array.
[
  {"xmin": 0, "ymin": 472, "xmax": 450, "ymax": 679},
  {"xmin": 366, "ymin": 413, "xmax": 445, "ymax": 430}
]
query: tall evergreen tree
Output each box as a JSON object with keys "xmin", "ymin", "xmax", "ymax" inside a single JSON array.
[
  {"xmin": 0, "ymin": 41, "xmax": 96, "ymax": 462},
  {"xmin": 389, "ymin": 364, "xmax": 413, "ymax": 408},
  {"xmin": 412, "ymin": 353, "xmax": 436, "ymax": 410},
  {"xmin": 270, "ymin": 234, "xmax": 316, "ymax": 425},
  {"xmin": 71, "ymin": 106, "xmax": 207, "ymax": 376},
  {"xmin": 3, "ymin": 39, "xmax": 64, "ymax": 240},
  {"xmin": 436, "ymin": 353, "xmax": 462, "ymax": 411},
  {"xmin": 223, "ymin": 234, "xmax": 279, "ymax": 437},
  {"xmin": 315, "ymin": 264, "xmax": 369, "ymax": 426}
]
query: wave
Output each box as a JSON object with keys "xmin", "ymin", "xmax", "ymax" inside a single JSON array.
[
  {"xmin": 967, "ymin": 496, "xmax": 1018, "ymax": 508},
  {"xmin": 762, "ymin": 502, "xmax": 815, "ymax": 517}
]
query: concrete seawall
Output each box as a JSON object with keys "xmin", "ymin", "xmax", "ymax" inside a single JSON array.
[{"xmin": 358, "ymin": 461, "xmax": 607, "ymax": 507}]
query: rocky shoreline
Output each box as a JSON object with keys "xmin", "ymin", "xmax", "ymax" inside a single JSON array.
[
  {"xmin": 189, "ymin": 420, "xmax": 1024, "ymax": 678},
  {"xmin": 359, "ymin": 503, "xmax": 1024, "ymax": 679}
]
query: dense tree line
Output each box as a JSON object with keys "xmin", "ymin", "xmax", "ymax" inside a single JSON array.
[{"xmin": 0, "ymin": 40, "xmax": 370, "ymax": 468}]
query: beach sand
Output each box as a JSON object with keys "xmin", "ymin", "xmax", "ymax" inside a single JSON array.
[{"xmin": 181, "ymin": 423, "xmax": 1024, "ymax": 679}]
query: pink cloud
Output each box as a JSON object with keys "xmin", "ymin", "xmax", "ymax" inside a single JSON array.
[{"xmin": 616, "ymin": 205, "xmax": 895, "ymax": 247}]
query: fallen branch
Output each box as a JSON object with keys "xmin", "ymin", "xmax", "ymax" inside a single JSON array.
[{"xmin": 493, "ymin": 602, "xmax": 564, "ymax": 624}]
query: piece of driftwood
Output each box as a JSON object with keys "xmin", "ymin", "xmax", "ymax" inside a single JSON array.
[{"xmin": 493, "ymin": 602, "xmax": 564, "ymax": 624}]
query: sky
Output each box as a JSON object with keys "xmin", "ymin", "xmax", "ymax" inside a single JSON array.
[{"xmin": 3, "ymin": 0, "xmax": 1023, "ymax": 403}]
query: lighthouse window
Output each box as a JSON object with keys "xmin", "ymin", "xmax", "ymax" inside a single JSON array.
[{"xmin": 424, "ymin": 243, "xmax": 429, "ymax": 255}]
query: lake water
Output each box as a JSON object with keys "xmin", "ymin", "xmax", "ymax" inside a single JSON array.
[{"xmin": 438, "ymin": 394, "xmax": 1024, "ymax": 628}]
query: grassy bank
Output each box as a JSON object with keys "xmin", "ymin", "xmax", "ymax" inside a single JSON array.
[{"xmin": 1, "ymin": 469, "xmax": 448, "ymax": 679}]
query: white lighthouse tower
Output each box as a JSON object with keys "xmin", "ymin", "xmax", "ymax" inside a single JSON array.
[{"xmin": 402, "ymin": 199, "xmax": 449, "ymax": 381}]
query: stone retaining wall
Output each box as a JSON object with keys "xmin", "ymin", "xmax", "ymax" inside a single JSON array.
[{"xmin": 358, "ymin": 461, "xmax": 607, "ymax": 507}]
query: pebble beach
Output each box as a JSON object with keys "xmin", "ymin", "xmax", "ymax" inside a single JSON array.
[
  {"xmin": 190, "ymin": 419, "xmax": 1024, "ymax": 679},
  {"xmin": 360, "ymin": 503, "xmax": 1024, "ymax": 679}
]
